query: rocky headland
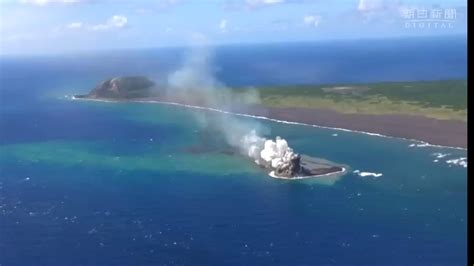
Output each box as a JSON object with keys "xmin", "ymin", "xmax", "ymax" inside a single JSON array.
[{"xmin": 74, "ymin": 76, "xmax": 156, "ymax": 100}]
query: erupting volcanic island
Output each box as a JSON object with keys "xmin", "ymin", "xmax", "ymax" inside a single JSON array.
[
  {"xmin": 242, "ymin": 130, "xmax": 346, "ymax": 179},
  {"xmin": 74, "ymin": 76, "xmax": 347, "ymax": 179}
]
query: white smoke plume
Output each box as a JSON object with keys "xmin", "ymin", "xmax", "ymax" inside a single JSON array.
[
  {"xmin": 241, "ymin": 130, "xmax": 298, "ymax": 170},
  {"xmin": 166, "ymin": 45, "xmax": 299, "ymax": 173}
]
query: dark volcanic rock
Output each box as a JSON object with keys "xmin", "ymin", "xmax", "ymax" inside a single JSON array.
[
  {"xmin": 274, "ymin": 153, "xmax": 345, "ymax": 178},
  {"xmin": 306, "ymin": 166, "xmax": 343, "ymax": 176},
  {"xmin": 77, "ymin": 76, "xmax": 155, "ymax": 99},
  {"xmin": 274, "ymin": 153, "xmax": 302, "ymax": 177}
]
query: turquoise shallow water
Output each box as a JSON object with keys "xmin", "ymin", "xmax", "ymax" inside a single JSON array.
[
  {"xmin": 0, "ymin": 41, "xmax": 467, "ymax": 265},
  {"xmin": 0, "ymin": 95, "xmax": 467, "ymax": 265}
]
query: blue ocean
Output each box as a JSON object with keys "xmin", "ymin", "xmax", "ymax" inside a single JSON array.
[{"xmin": 0, "ymin": 36, "xmax": 467, "ymax": 265}]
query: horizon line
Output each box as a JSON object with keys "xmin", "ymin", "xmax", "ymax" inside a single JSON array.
[{"xmin": 0, "ymin": 34, "xmax": 466, "ymax": 58}]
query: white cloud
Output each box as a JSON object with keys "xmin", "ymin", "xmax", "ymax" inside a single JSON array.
[
  {"xmin": 108, "ymin": 15, "xmax": 127, "ymax": 28},
  {"xmin": 64, "ymin": 15, "xmax": 128, "ymax": 32},
  {"xmin": 91, "ymin": 15, "xmax": 128, "ymax": 31},
  {"xmin": 245, "ymin": 0, "xmax": 285, "ymax": 8},
  {"xmin": 20, "ymin": 0, "xmax": 83, "ymax": 5},
  {"xmin": 356, "ymin": 0, "xmax": 405, "ymax": 24},
  {"xmin": 221, "ymin": 0, "xmax": 286, "ymax": 11},
  {"xmin": 66, "ymin": 22, "xmax": 83, "ymax": 29},
  {"xmin": 357, "ymin": 0, "xmax": 385, "ymax": 12},
  {"xmin": 219, "ymin": 19, "xmax": 228, "ymax": 32},
  {"xmin": 303, "ymin": 15, "xmax": 321, "ymax": 27},
  {"xmin": 155, "ymin": 0, "xmax": 185, "ymax": 10},
  {"xmin": 260, "ymin": 0, "xmax": 284, "ymax": 3},
  {"xmin": 90, "ymin": 24, "xmax": 108, "ymax": 31},
  {"xmin": 160, "ymin": 0, "xmax": 182, "ymax": 5}
]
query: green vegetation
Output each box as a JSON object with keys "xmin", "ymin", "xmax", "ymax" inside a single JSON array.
[{"xmin": 241, "ymin": 80, "xmax": 467, "ymax": 121}]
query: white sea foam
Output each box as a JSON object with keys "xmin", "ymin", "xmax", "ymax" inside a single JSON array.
[
  {"xmin": 269, "ymin": 167, "xmax": 346, "ymax": 180},
  {"xmin": 71, "ymin": 96, "xmax": 116, "ymax": 103},
  {"xmin": 353, "ymin": 170, "xmax": 383, "ymax": 178},
  {"xmin": 446, "ymin": 157, "xmax": 467, "ymax": 168},
  {"xmin": 409, "ymin": 142, "xmax": 430, "ymax": 148},
  {"xmin": 432, "ymin": 152, "xmax": 451, "ymax": 159},
  {"xmin": 428, "ymin": 153, "xmax": 467, "ymax": 168}
]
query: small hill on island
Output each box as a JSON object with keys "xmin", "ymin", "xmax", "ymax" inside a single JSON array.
[{"xmin": 75, "ymin": 76, "xmax": 155, "ymax": 99}]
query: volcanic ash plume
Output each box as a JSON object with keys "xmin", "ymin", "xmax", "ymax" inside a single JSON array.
[
  {"xmin": 166, "ymin": 45, "xmax": 304, "ymax": 177},
  {"xmin": 241, "ymin": 130, "xmax": 301, "ymax": 176}
]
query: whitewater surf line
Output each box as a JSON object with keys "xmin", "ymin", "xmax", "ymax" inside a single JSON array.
[
  {"xmin": 269, "ymin": 167, "xmax": 347, "ymax": 180},
  {"xmin": 69, "ymin": 95, "xmax": 467, "ymax": 151}
]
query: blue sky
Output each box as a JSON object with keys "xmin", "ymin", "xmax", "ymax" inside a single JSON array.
[{"xmin": 0, "ymin": 0, "xmax": 467, "ymax": 55}]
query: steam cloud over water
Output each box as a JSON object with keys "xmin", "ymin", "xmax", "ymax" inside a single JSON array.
[
  {"xmin": 242, "ymin": 130, "xmax": 300, "ymax": 169},
  {"xmin": 166, "ymin": 47, "xmax": 300, "ymax": 174}
]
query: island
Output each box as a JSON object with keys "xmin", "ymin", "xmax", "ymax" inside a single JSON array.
[
  {"xmin": 74, "ymin": 77, "xmax": 467, "ymax": 149},
  {"xmin": 250, "ymin": 80, "xmax": 467, "ymax": 148},
  {"xmin": 73, "ymin": 76, "xmax": 349, "ymax": 179},
  {"xmin": 269, "ymin": 154, "xmax": 345, "ymax": 179},
  {"xmin": 74, "ymin": 76, "xmax": 156, "ymax": 99}
]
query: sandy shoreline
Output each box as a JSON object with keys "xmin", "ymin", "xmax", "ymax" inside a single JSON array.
[
  {"xmin": 249, "ymin": 106, "xmax": 467, "ymax": 149},
  {"xmin": 71, "ymin": 95, "xmax": 467, "ymax": 149}
]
